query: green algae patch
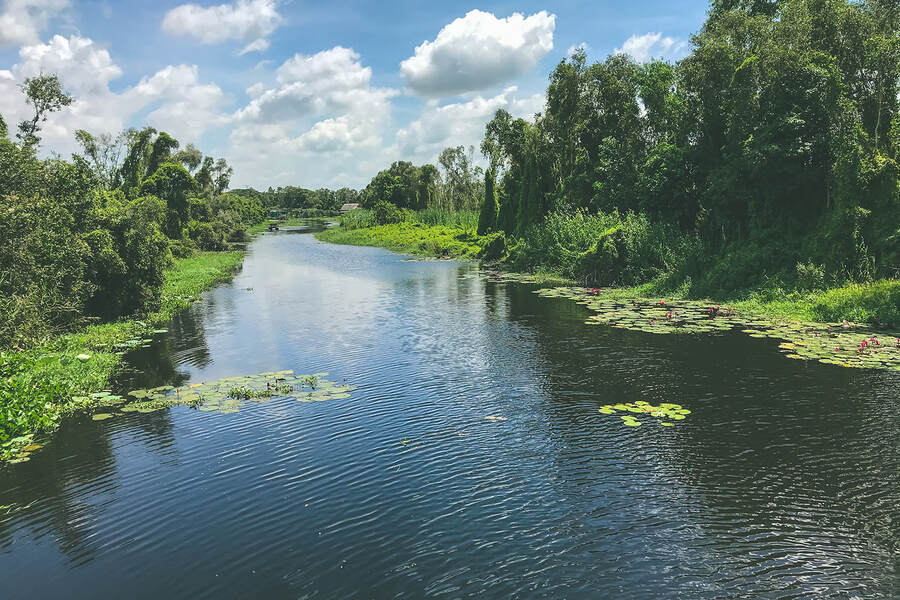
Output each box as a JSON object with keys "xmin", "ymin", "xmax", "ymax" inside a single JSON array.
[
  {"xmin": 117, "ymin": 371, "xmax": 357, "ymax": 417},
  {"xmin": 534, "ymin": 286, "xmax": 900, "ymax": 372},
  {"xmin": 601, "ymin": 402, "xmax": 692, "ymax": 428}
]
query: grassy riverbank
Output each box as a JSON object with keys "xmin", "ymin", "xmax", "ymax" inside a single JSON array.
[
  {"xmin": 0, "ymin": 251, "xmax": 244, "ymax": 460},
  {"xmin": 316, "ymin": 221, "xmax": 484, "ymax": 259},
  {"xmin": 317, "ymin": 216, "xmax": 900, "ymax": 328}
]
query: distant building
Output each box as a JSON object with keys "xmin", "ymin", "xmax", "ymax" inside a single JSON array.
[{"xmin": 340, "ymin": 203, "xmax": 360, "ymax": 213}]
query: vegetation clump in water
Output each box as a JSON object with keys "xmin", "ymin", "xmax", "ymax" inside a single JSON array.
[
  {"xmin": 117, "ymin": 371, "xmax": 355, "ymax": 417},
  {"xmin": 533, "ymin": 286, "xmax": 900, "ymax": 371},
  {"xmin": 598, "ymin": 402, "xmax": 691, "ymax": 427}
]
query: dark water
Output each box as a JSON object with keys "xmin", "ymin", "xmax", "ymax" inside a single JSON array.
[{"xmin": 2, "ymin": 224, "xmax": 900, "ymax": 599}]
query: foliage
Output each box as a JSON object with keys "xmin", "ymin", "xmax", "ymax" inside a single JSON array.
[
  {"xmin": 459, "ymin": 0, "xmax": 900, "ymax": 306},
  {"xmin": 0, "ymin": 80, "xmax": 266, "ymax": 352},
  {"xmin": 415, "ymin": 209, "xmax": 479, "ymax": 230},
  {"xmin": 16, "ymin": 74, "xmax": 73, "ymax": 148},
  {"xmin": 373, "ymin": 200, "xmax": 411, "ymax": 225},
  {"xmin": 316, "ymin": 222, "xmax": 484, "ymax": 259},
  {"xmin": 477, "ymin": 169, "xmax": 500, "ymax": 235},
  {"xmin": 0, "ymin": 250, "xmax": 243, "ymax": 450},
  {"xmin": 339, "ymin": 209, "xmax": 376, "ymax": 230}
]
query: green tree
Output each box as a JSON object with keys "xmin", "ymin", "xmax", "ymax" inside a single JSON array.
[
  {"xmin": 477, "ymin": 169, "xmax": 500, "ymax": 235},
  {"xmin": 139, "ymin": 162, "xmax": 197, "ymax": 237},
  {"xmin": 16, "ymin": 74, "xmax": 73, "ymax": 148}
]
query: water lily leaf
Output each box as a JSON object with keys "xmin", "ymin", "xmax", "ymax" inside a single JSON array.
[
  {"xmin": 623, "ymin": 420, "xmax": 641, "ymax": 426},
  {"xmin": 660, "ymin": 422, "xmax": 674, "ymax": 427},
  {"xmin": 92, "ymin": 413, "xmax": 114, "ymax": 421}
]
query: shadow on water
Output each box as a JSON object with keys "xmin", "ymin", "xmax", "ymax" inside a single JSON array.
[{"xmin": 1, "ymin": 222, "xmax": 899, "ymax": 598}]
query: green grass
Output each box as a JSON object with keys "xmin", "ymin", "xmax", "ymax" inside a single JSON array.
[
  {"xmin": 316, "ymin": 221, "xmax": 485, "ymax": 259},
  {"xmin": 414, "ymin": 209, "xmax": 479, "ymax": 230},
  {"xmin": 0, "ymin": 250, "xmax": 244, "ymax": 458}
]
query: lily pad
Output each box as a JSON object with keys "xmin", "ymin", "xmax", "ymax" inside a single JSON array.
[{"xmin": 92, "ymin": 413, "xmax": 114, "ymax": 421}]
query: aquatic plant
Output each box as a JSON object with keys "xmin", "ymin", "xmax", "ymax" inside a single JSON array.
[
  {"xmin": 111, "ymin": 370, "xmax": 356, "ymax": 419},
  {"xmin": 599, "ymin": 401, "xmax": 691, "ymax": 428},
  {"xmin": 532, "ymin": 286, "xmax": 900, "ymax": 371}
]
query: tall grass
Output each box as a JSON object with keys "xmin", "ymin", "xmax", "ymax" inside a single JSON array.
[
  {"xmin": 340, "ymin": 209, "xmax": 376, "ymax": 229},
  {"xmin": 414, "ymin": 209, "xmax": 479, "ymax": 230}
]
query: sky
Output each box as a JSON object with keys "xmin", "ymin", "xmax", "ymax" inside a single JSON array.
[{"xmin": 0, "ymin": 0, "xmax": 709, "ymax": 190}]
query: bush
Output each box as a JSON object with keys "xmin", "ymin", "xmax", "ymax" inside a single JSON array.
[
  {"xmin": 478, "ymin": 232, "xmax": 507, "ymax": 262},
  {"xmin": 811, "ymin": 280, "xmax": 900, "ymax": 326},
  {"xmin": 506, "ymin": 209, "xmax": 689, "ymax": 285},
  {"xmin": 796, "ymin": 260, "xmax": 826, "ymax": 291},
  {"xmin": 341, "ymin": 208, "xmax": 376, "ymax": 229},
  {"xmin": 373, "ymin": 201, "xmax": 411, "ymax": 225}
]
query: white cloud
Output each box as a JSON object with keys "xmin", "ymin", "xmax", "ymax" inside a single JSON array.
[
  {"xmin": 161, "ymin": 0, "xmax": 281, "ymax": 55},
  {"xmin": 0, "ymin": 0, "xmax": 68, "ymax": 48},
  {"xmin": 400, "ymin": 9, "xmax": 555, "ymax": 97},
  {"xmin": 393, "ymin": 87, "xmax": 543, "ymax": 166},
  {"xmin": 614, "ymin": 32, "xmax": 687, "ymax": 63},
  {"xmin": 234, "ymin": 46, "xmax": 395, "ymax": 124},
  {"xmin": 126, "ymin": 65, "xmax": 230, "ymax": 142},
  {"xmin": 0, "ymin": 35, "xmax": 228, "ymax": 153},
  {"xmin": 227, "ymin": 46, "xmax": 397, "ymax": 188}
]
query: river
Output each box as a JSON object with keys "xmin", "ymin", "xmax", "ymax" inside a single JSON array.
[{"xmin": 2, "ymin": 223, "xmax": 899, "ymax": 598}]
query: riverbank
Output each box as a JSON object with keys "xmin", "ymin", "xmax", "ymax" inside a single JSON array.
[
  {"xmin": 316, "ymin": 221, "xmax": 900, "ymax": 328},
  {"xmin": 0, "ymin": 250, "xmax": 245, "ymax": 461},
  {"xmin": 315, "ymin": 221, "xmax": 484, "ymax": 259}
]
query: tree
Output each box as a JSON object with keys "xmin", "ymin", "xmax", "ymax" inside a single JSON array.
[
  {"xmin": 146, "ymin": 132, "xmax": 180, "ymax": 177},
  {"xmin": 477, "ymin": 169, "xmax": 500, "ymax": 235},
  {"xmin": 16, "ymin": 74, "xmax": 73, "ymax": 148},
  {"xmin": 74, "ymin": 129, "xmax": 129, "ymax": 189},
  {"xmin": 438, "ymin": 146, "xmax": 479, "ymax": 210},
  {"xmin": 173, "ymin": 143, "xmax": 203, "ymax": 172},
  {"xmin": 118, "ymin": 127, "xmax": 157, "ymax": 194},
  {"xmin": 139, "ymin": 162, "xmax": 197, "ymax": 237}
]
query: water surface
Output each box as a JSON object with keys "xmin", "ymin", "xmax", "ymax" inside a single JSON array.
[{"xmin": 2, "ymin": 224, "xmax": 899, "ymax": 598}]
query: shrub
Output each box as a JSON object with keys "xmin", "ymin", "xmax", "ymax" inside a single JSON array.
[
  {"xmin": 373, "ymin": 201, "xmax": 411, "ymax": 225},
  {"xmin": 341, "ymin": 208, "xmax": 376, "ymax": 229},
  {"xmin": 796, "ymin": 260, "xmax": 826, "ymax": 291}
]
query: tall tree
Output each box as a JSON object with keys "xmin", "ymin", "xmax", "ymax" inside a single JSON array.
[
  {"xmin": 477, "ymin": 169, "xmax": 500, "ymax": 235},
  {"xmin": 16, "ymin": 74, "xmax": 73, "ymax": 148}
]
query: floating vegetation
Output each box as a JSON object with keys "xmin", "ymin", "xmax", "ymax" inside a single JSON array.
[
  {"xmin": 533, "ymin": 287, "xmax": 900, "ymax": 371},
  {"xmin": 92, "ymin": 413, "xmax": 114, "ymax": 421},
  {"xmin": 464, "ymin": 269, "xmax": 553, "ymax": 285},
  {"xmin": 115, "ymin": 370, "xmax": 356, "ymax": 417},
  {"xmin": 1, "ymin": 433, "xmax": 45, "ymax": 464},
  {"xmin": 599, "ymin": 401, "xmax": 691, "ymax": 428}
]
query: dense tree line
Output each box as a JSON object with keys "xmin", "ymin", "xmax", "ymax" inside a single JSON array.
[
  {"xmin": 358, "ymin": 146, "xmax": 486, "ymax": 213},
  {"xmin": 231, "ymin": 186, "xmax": 359, "ymax": 213},
  {"xmin": 0, "ymin": 75, "xmax": 266, "ymax": 348},
  {"xmin": 475, "ymin": 0, "xmax": 900, "ymax": 293}
]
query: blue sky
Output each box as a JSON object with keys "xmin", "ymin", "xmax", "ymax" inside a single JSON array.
[{"xmin": 0, "ymin": 0, "xmax": 709, "ymax": 189}]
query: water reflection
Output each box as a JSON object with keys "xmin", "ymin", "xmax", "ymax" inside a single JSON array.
[{"xmin": 1, "ymin": 223, "xmax": 899, "ymax": 598}]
